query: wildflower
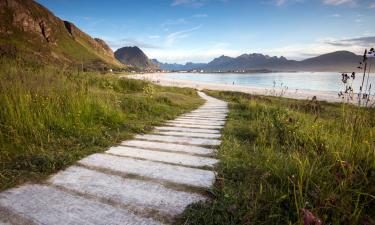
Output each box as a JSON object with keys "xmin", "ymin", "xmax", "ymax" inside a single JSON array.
[
  {"xmin": 227, "ymin": 204, "xmax": 237, "ymax": 214},
  {"xmin": 367, "ymin": 48, "xmax": 375, "ymax": 58},
  {"xmin": 261, "ymin": 171, "xmax": 271, "ymax": 179},
  {"xmin": 300, "ymin": 208, "xmax": 322, "ymax": 225},
  {"xmin": 362, "ymin": 219, "xmax": 371, "ymax": 225},
  {"xmin": 334, "ymin": 172, "xmax": 344, "ymax": 182},
  {"xmin": 326, "ymin": 196, "xmax": 337, "ymax": 205},
  {"xmin": 288, "ymin": 174, "xmax": 296, "ymax": 184},
  {"xmin": 340, "ymin": 160, "xmax": 350, "ymax": 169},
  {"xmin": 341, "ymin": 73, "xmax": 349, "ymax": 84}
]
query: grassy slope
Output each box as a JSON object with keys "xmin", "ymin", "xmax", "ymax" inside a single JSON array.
[
  {"xmin": 0, "ymin": 59, "xmax": 203, "ymax": 191},
  {"xmin": 177, "ymin": 91, "xmax": 374, "ymax": 225},
  {"xmin": 0, "ymin": 0, "xmax": 123, "ymax": 70},
  {"xmin": 61, "ymin": 24, "xmax": 123, "ymax": 68}
]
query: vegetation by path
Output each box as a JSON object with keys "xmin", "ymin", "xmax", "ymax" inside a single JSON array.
[
  {"xmin": 177, "ymin": 91, "xmax": 375, "ymax": 225},
  {"xmin": 0, "ymin": 92, "xmax": 226, "ymax": 224},
  {"xmin": 0, "ymin": 59, "xmax": 203, "ymax": 191}
]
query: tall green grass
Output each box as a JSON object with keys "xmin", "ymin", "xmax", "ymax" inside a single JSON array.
[
  {"xmin": 0, "ymin": 59, "xmax": 203, "ymax": 190},
  {"xmin": 177, "ymin": 91, "xmax": 375, "ymax": 225}
]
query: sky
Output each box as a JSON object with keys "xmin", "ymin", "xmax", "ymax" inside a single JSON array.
[{"xmin": 36, "ymin": 0, "xmax": 375, "ymax": 63}]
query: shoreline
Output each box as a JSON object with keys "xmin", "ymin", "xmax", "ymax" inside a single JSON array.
[{"xmin": 125, "ymin": 73, "xmax": 374, "ymax": 105}]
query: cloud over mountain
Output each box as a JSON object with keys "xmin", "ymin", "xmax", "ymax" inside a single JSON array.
[{"xmin": 324, "ymin": 36, "xmax": 375, "ymax": 47}]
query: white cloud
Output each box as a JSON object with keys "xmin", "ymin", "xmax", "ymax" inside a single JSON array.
[
  {"xmin": 171, "ymin": 0, "xmax": 227, "ymax": 7},
  {"xmin": 322, "ymin": 0, "xmax": 356, "ymax": 6},
  {"xmin": 105, "ymin": 37, "xmax": 160, "ymax": 50},
  {"xmin": 145, "ymin": 36, "xmax": 374, "ymax": 63},
  {"xmin": 145, "ymin": 45, "xmax": 240, "ymax": 63},
  {"xmin": 162, "ymin": 18, "xmax": 188, "ymax": 27},
  {"xmin": 171, "ymin": 0, "xmax": 206, "ymax": 7},
  {"xmin": 275, "ymin": 0, "xmax": 286, "ymax": 6},
  {"xmin": 273, "ymin": 0, "xmax": 305, "ymax": 6},
  {"xmin": 148, "ymin": 35, "xmax": 160, "ymax": 39},
  {"xmin": 165, "ymin": 25, "xmax": 202, "ymax": 46},
  {"xmin": 331, "ymin": 13, "xmax": 342, "ymax": 17},
  {"xmin": 192, "ymin": 13, "xmax": 208, "ymax": 18},
  {"xmin": 323, "ymin": 36, "xmax": 375, "ymax": 47},
  {"xmin": 274, "ymin": 0, "xmax": 357, "ymax": 7},
  {"xmin": 370, "ymin": 2, "xmax": 375, "ymax": 8},
  {"xmin": 171, "ymin": 0, "xmax": 189, "ymax": 6},
  {"xmin": 261, "ymin": 36, "xmax": 374, "ymax": 59},
  {"xmin": 261, "ymin": 44, "xmax": 349, "ymax": 59}
]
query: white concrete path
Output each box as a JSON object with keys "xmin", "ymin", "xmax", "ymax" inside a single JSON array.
[{"xmin": 0, "ymin": 92, "xmax": 227, "ymax": 225}]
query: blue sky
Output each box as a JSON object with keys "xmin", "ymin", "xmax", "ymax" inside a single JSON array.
[{"xmin": 36, "ymin": 0, "xmax": 375, "ymax": 63}]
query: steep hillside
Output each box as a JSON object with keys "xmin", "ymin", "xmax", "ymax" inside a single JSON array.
[
  {"xmin": 114, "ymin": 46, "xmax": 156, "ymax": 69},
  {"xmin": 0, "ymin": 0, "xmax": 123, "ymax": 69}
]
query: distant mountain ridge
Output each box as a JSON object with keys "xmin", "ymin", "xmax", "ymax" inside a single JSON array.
[
  {"xmin": 151, "ymin": 59, "xmax": 206, "ymax": 71},
  {"xmin": 0, "ymin": 0, "xmax": 123, "ymax": 69},
  {"xmin": 114, "ymin": 46, "xmax": 155, "ymax": 69},
  {"xmin": 204, "ymin": 53, "xmax": 289, "ymax": 71},
  {"xmin": 154, "ymin": 51, "xmax": 362, "ymax": 72}
]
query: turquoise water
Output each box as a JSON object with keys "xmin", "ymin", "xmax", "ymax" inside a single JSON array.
[{"xmin": 164, "ymin": 72, "xmax": 375, "ymax": 93}]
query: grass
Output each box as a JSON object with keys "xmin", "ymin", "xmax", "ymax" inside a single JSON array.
[
  {"xmin": 0, "ymin": 59, "xmax": 203, "ymax": 191},
  {"xmin": 177, "ymin": 91, "xmax": 375, "ymax": 225}
]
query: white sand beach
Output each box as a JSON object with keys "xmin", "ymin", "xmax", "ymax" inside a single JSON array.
[{"xmin": 125, "ymin": 73, "xmax": 375, "ymax": 105}]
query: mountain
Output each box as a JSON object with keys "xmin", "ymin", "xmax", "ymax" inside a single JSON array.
[
  {"xmin": 151, "ymin": 59, "xmax": 206, "ymax": 71},
  {"xmin": 204, "ymin": 54, "xmax": 291, "ymax": 71},
  {"xmin": 0, "ymin": 0, "xmax": 123, "ymax": 69},
  {"xmin": 153, "ymin": 51, "xmax": 362, "ymax": 72},
  {"xmin": 115, "ymin": 46, "xmax": 156, "ymax": 69},
  {"xmin": 203, "ymin": 55, "xmax": 234, "ymax": 70},
  {"xmin": 295, "ymin": 51, "xmax": 361, "ymax": 72}
]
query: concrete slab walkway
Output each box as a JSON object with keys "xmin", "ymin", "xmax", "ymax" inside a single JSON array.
[{"xmin": 0, "ymin": 92, "xmax": 228, "ymax": 225}]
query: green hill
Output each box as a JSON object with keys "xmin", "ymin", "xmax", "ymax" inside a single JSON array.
[
  {"xmin": 0, "ymin": 0, "xmax": 124, "ymax": 70},
  {"xmin": 115, "ymin": 46, "xmax": 157, "ymax": 70}
]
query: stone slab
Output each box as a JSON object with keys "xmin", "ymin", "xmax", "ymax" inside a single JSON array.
[
  {"xmin": 177, "ymin": 116, "xmax": 226, "ymax": 121},
  {"xmin": 135, "ymin": 134, "xmax": 221, "ymax": 146},
  {"xmin": 191, "ymin": 109, "xmax": 228, "ymax": 113},
  {"xmin": 107, "ymin": 146, "xmax": 218, "ymax": 167},
  {"xmin": 175, "ymin": 116, "xmax": 226, "ymax": 121},
  {"xmin": 0, "ymin": 185, "xmax": 162, "ymax": 225},
  {"xmin": 165, "ymin": 122, "xmax": 223, "ymax": 129},
  {"xmin": 155, "ymin": 126, "xmax": 221, "ymax": 134},
  {"xmin": 157, "ymin": 131, "xmax": 221, "ymax": 139},
  {"xmin": 79, "ymin": 154, "xmax": 216, "ymax": 188},
  {"xmin": 186, "ymin": 112, "xmax": 227, "ymax": 116},
  {"xmin": 49, "ymin": 166, "xmax": 206, "ymax": 215},
  {"xmin": 183, "ymin": 113, "xmax": 227, "ymax": 116},
  {"xmin": 121, "ymin": 140, "xmax": 215, "ymax": 155},
  {"xmin": 173, "ymin": 119, "xmax": 226, "ymax": 126}
]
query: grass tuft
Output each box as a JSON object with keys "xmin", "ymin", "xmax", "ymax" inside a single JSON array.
[
  {"xmin": 177, "ymin": 90, "xmax": 375, "ymax": 225},
  {"xmin": 0, "ymin": 59, "xmax": 203, "ymax": 190}
]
